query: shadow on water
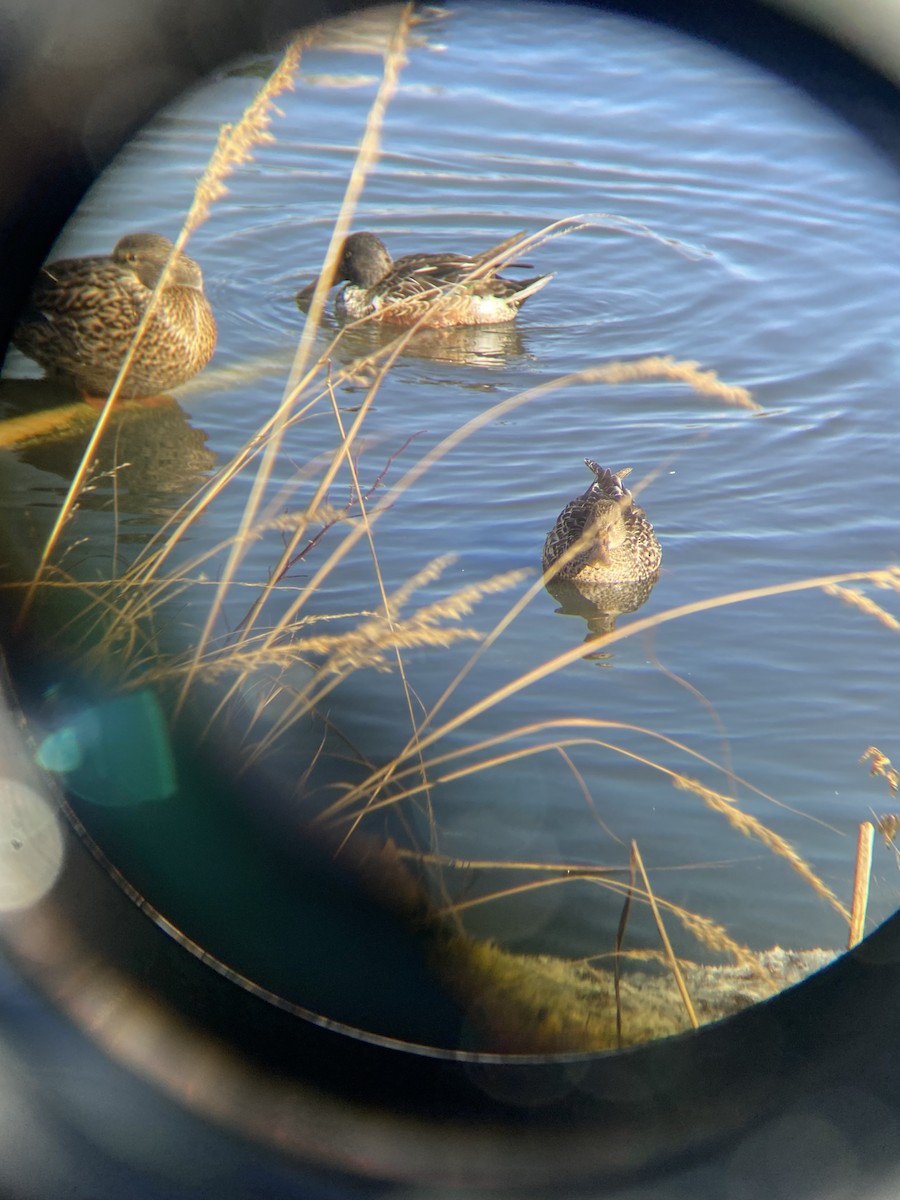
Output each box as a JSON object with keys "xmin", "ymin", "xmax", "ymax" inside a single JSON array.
[
  {"xmin": 19, "ymin": 669, "xmax": 469, "ymax": 1049},
  {"xmin": 0, "ymin": 379, "xmax": 216, "ymax": 510},
  {"xmin": 0, "ymin": 410, "xmax": 467, "ymax": 1048}
]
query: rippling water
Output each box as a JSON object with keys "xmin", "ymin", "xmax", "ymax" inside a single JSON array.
[{"xmin": 4, "ymin": 2, "xmax": 900, "ymax": 1031}]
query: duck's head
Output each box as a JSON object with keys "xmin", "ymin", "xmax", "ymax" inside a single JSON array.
[
  {"xmin": 583, "ymin": 461, "xmax": 634, "ymax": 565},
  {"xmin": 113, "ymin": 232, "xmax": 205, "ymax": 290},
  {"xmin": 336, "ymin": 232, "xmax": 393, "ymax": 288}
]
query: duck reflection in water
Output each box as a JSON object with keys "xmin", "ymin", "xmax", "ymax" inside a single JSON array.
[
  {"xmin": 543, "ymin": 459, "xmax": 661, "ymax": 641},
  {"xmin": 301, "ymin": 312, "xmax": 532, "ymax": 371},
  {"xmin": 545, "ymin": 574, "xmax": 659, "ymax": 641},
  {"xmin": 0, "ymin": 378, "xmax": 215, "ymax": 515}
]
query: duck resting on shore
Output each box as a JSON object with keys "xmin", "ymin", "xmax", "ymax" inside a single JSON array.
[{"xmin": 12, "ymin": 232, "xmax": 217, "ymax": 398}]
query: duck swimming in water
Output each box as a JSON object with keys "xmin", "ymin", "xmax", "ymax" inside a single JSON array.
[
  {"xmin": 543, "ymin": 460, "xmax": 661, "ymax": 586},
  {"xmin": 331, "ymin": 230, "xmax": 552, "ymax": 328},
  {"xmin": 12, "ymin": 232, "xmax": 217, "ymax": 398}
]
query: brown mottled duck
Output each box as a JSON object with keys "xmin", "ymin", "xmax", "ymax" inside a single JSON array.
[
  {"xmin": 12, "ymin": 232, "xmax": 217, "ymax": 398},
  {"xmin": 330, "ymin": 230, "xmax": 552, "ymax": 327},
  {"xmin": 543, "ymin": 459, "xmax": 661, "ymax": 587}
]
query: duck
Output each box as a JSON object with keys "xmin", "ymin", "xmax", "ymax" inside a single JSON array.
[
  {"xmin": 12, "ymin": 232, "xmax": 217, "ymax": 398},
  {"xmin": 330, "ymin": 230, "xmax": 552, "ymax": 328},
  {"xmin": 542, "ymin": 460, "xmax": 661, "ymax": 586}
]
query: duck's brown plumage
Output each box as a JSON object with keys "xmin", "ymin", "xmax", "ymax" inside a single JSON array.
[
  {"xmin": 12, "ymin": 232, "xmax": 217, "ymax": 398},
  {"xmin": 333, "ymin": 231, "xmax": 552, "ymax": 327},
  {"xmin": 543, "ymin": 459, "xmax": 661, "ymax": 586}
]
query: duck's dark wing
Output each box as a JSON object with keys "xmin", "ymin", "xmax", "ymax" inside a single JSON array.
[
  {"xmin": 543, "ymin": 490, "xmax": 597, "ymax": 571},
  {"xmin": 386, "ymin": 230, "xmax": 533, "ymax": 289},
  {"xmin": 23, "ymin": 257, "xmax": 140, "ymax": 320},
  {"xmin": 12, "ymin": 256, "xmax": 145, "ymax": 373},
  {"xmin": 381, "ymin": 257, "xmax": 547, "ymax": 309},
  {"xmin": 380, "ymin": 251, "xmax": 481, "ymax": 301}
]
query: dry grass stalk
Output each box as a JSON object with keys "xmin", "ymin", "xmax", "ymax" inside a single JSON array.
[
  {"xmin": 324, "ymin": 568, "xmax": 897, "ymax": 829},
  {"xmin": 130, "ymin": 384, "xmax": 329, "ymax": 591},
  {"xmin": 400, "ymin": 568, "xmax": 531, "ymax": 626},
  {"xmin": 244, "ymin": 565, "xmax": 529, "ymax": 760},
  {"xmin": 403, "ymin": 568, "xmax": 900, "ymax": 769},
  {"xmin": 159, "ymin": 346, "xmax": 756, "ymax": 731},
  {"xmin": 673, "ymin": 775, "xmax": 850, "ymax": 922},
  {"xmin": 671, "ymin": 907, "xmax": 769, "ymax": 981},
  {"xmin": 875, "ymin": 566, "xmax": 900, "ymax": 591},
  {"xmin": 630, "ymin": 839, "xmax": 698, "ymax": 1028},
  {"xmin": 614, "ymin": 847, "xmax": 638, "ymax": 1044},
  {"xmin": 436, "ymin": 874, "xmax": 594, "ymax": 918},
  {"xmin": 589, "ymin": 355, "xmax": 760, "ymax": 411},
  {"xmin": 555, "ymin": 743, "xmax": 624, "ymax": 844},
  {"xmin": 433, "ymin": 871, "xmax": 657, "ymax": 925},
  {"xmin": 435, "ymin": 863, "xmax": 764, "ymax": 986},
  {"xmin": 320, "ymin": 709, "xmax": 832, "ymax": 836},
  {"xmin": 263, "ymin": 352, "xmax": 755, "ymax": 615},
  {"xmin": 602, "ymin": 878, "xmax": 767, "ymax": 981},
  {"xmin": 823, "ymin": 583, "xmax": 900, "ymax": 630},
  {"xmin": 18, "ymin": 34, "xmax": 308, "ymax": 630},
  {"xmin": 175, "ymin": 7, "xmax": 417, "ymax": 714},
  {"xmin": 185, "ymin": 37, "xmax": 306, "ymax": 232},
  {"xmin": 392, "ymin": 847, "xmax": 623, "ymax": 877},
  {"xmin": 848, "ymin": 821, "xmax": 875, "ymax": 949},
  {"xmin": 317, "ymin": 726, "xmax": 662, "ymax": 825},
  {"xmin": 372, "ymin": 552, "xmax": 458, "ymax": 614},
  {"xmin": 79, "ymin": 501, "xmax": 347, "ymax": 668},
  {"xmin": 141, "ymin": 563, "xmax": 522, "ymax": 689},
  {"xmin": 874, "ymin": 813, "xmax": 900, "ymax": 877},
  {"xmin": 287, "ymin": 3, "xmax": 415, "ymax": 389},
  {"xmin": 242, "ymin": 8, "xmax": 419, "ymax": 548},
  {"xmin": 861, "ymin": 745, "xmax": 900, "ymax": 795},
  {"xmin": 472, "ymin": 210, "xmax": 721, "ymax": 279},
  {"xmin": 326, "ymin": 384, "xmax": 438, "ymax": 850},
  {"xmin": 137, "ymin": 619, "xmax": 481, "ymax": 687}
]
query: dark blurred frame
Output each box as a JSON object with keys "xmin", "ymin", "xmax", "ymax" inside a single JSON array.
[{"xmin": 1, "ymin": 1, "xmax": 900, "ymax": 1196}]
